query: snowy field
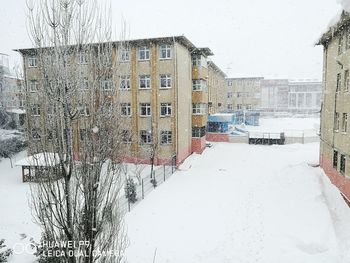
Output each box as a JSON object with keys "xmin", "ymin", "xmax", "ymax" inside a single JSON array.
[
  {"xmin": 125, "ymin": 142, "xmax": 350, "ymax": 263},
  {"xmin": 244, "ymin": 117, "xmax": 320, "ymax": 137},
  {"xmin": 1, "ymin": 141, "xmax": 350, "ymax": 263}
]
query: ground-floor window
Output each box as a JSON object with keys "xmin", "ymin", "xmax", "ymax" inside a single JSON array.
[
  {"xmin": 333, "ymin": 150, "xmax": 338, "ymax": 169},
  {"xmin": 340, "ymin": 154, "xmax": 346, "ymax": 175},
  {"xmin": 192, "ymin": 126, "xmax": 206, "ymax": 138}
]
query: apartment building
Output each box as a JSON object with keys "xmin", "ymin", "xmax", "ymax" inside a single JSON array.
[
  {"xmin": 226, "ymin": 77, "xmax": 263, "ymax": 111},
  {"xmin": 17, "ymin": 36, "xmax": 224, "ymax": 165},
  {"xmin": 317, "ymin": 10, "xmax": 350, "ymax": 201}
]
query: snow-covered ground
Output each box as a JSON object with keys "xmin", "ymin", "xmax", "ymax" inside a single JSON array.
[
  {"xmin": 244, "ymin": 117, "xmax": 320, "ymax": 137},
  {"xmin": 1, "ymin": 141, "xmax": 350, "ymax": 263},
  {"xmin": 125, "ymin": 142, "xmax": 350, "ymax": 263}
]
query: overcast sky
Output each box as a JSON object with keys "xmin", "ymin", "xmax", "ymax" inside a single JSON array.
[{"xmin": 0, "ymin": 0, "xmax": 341, "ymax": 80}]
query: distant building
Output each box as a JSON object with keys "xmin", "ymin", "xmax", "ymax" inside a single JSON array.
[
  {"xmin": 225, "ymin": 77, "xmax": 322, "ymax": 114},
  {"xmin": 261, "ymin": 79, "xmax": 322, "ymax": 114},
  {"xmin": 317, "ymin": 10, "xmax": 350, "ymax": 202},
  {"xmin": 0, "ymin": 53, "xmax": 25, "ymax": 127},
  {"xmin": 226, "ymin": 77, "xmax": 263, "ymax": 111}
]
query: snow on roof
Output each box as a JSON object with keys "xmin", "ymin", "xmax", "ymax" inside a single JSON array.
[{"xmin": 15, "ymin": 153, "xmax": 61, "ymax": 167}]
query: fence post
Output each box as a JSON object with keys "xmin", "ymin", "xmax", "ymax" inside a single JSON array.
[
  {"xmin": 142, "ymin": 179, "xmax": 144, "ymax": 199},
  {"xmin": 163, "ymin": 165, "xmax": 166, "ymax": 181},
  {"xmin": 128, "ymin": 200, "xmax": 130, "ymax": 212},
  {"xmin": 302, "ymin": 131, "xmax": 305, "ymax": 144}
]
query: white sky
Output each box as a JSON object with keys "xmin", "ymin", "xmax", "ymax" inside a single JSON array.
[{"xmin": 0, "ymin": 0, "xmax": 341, "ymax": 79}]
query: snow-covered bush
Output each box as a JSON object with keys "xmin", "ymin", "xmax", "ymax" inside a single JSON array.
[
  {"xmin": 125, "ymin": 178, "xmax": 137, "ymax": 203},
  {"xmin": 0, "ymin": 239, "xmax": 12, "ymax": 262},
  {"xmin": 0, "ymin": 137, "xmax": 27, "ymax": 159}
]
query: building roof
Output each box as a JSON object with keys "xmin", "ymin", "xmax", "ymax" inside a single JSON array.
[
  {"xmin": 15, "ymin": 153, "xmax": 61, "ymax": 167},
  {"xmin": 208, "ymin": 61, "xmax": 227, "ymax": 77},
  {"xmin": 317, "ymin": 10, "xmax": 350, "ymax": 46},
  {"xmin": 15, "ymin": 35, "xmax": 213, "ymax": 56}
]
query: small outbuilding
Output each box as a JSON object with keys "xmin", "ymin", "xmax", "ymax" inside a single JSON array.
[{"xmin": 15, "ymin": 153, "xmax": 61, "ymax": 182}]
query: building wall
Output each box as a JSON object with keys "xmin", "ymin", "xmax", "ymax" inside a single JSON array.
[
  {"xmin": 20, "ymin": 37, "xmax": 216, "ymax": 166},
  {"xmin": 319, "ymin": 22, "xmax": 350, "ymax": 201},
  {"xmin": 208, "ymin": 62, "xmax": 226, "ymax": 114}
]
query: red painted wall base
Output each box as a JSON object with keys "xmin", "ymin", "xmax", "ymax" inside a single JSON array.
[
  {"xmin": 192, "ymin": 137, "xmax": 206, "ymax": 154},
  {"xmin": 320, "ymin": 154, "xmax": 350, "ymax": 202},
  {"xmin": 206, "ymin": 132, "xmax": 229, "ymax": 142}
]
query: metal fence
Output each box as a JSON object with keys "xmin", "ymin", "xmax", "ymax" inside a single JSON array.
[{"xmin": 119, "ymin": 158, "xmax": 176, "ymax": 213}]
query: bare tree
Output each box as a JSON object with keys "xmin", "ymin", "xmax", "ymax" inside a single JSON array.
[{"xmin": 23, "ymin": 0, "xmax": 129, "ymax": 262}]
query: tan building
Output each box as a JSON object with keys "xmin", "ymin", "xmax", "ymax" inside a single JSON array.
[
  {"xmin": 17, "ymin": 36, "xmax": 225, "ymax": 165},
  {"xmin": 226, "ymin": 77, "xmax": 263, "ymax": 111},
  {"xmin": 318, "ymin": 11, "xmax": 350, "ymax": 202},
  {"xmin": 207, "ymin": 61, "xmax": 227, "ymax": 114}
]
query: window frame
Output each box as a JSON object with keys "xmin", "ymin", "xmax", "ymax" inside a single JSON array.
[
  {"xmin": 160, "ymin": 74, "xmax": 172, "ymax": 89},
  {"xmin": 139, "ymin": 75, "xmax": 151, "ymax": 89},
  {"xmin": 160, "ymin": 103, "xmax": 172, "ymax": 117},
  {"xmin": 138, "ymin": 46, "xmax": 150, "ymax": 61},
  {"xmin": 28, "ymin": 56, "xmax": 38, "ymax": 68},
  {"xmin": 140, "ymin": 103, "xmax": 151, "ymax": 117},
  {"xmin": 159, "ymin": 44, "xmax": 172, "ymax": 59},
  {"xmin": 160, "ymin": 131, "xmax": 172, "ymax": 145},
  {"xmin": 119, "ymin": 76, "xmax": 131, "ymax": 90},
  {"xmin": 140, "ymin": 130, "xmax": 152, "ymax": 144},
  {"xmin": 120, "ymin": 103, "xmax": 132, "ymax": 116}
]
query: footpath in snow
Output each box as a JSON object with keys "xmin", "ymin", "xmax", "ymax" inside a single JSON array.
[{"xmin": 125, "ymin": 143, "xmax": 350, "ymax": 263}]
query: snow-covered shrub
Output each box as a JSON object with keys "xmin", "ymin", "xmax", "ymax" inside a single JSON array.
[
  {"xmin": 0, "ymin": 137, "xmax": 27, "ymax": 159},
  {"xmin": 125, "ymin": 178, "xmax": 137, "ymax": 203},
  {"xmin": 0, "ymin": 239, "xmax": 13, "ymax": 262}
]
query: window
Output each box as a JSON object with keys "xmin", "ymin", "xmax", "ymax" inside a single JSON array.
[
  {"xmin": 334, "ymin": 112, "xmax": 340, "ymax": 131},
  {"xmin": 245, "ymin": 104, "xmax": 252, "ymax": 110},
  {"xmin": 159, "ymin": 44, "xmax": 171, "ymax": 59},
  {"xmin": 78, "ymin": 52, "xmax": 88, "ymax": 64},
  {"xmin": 227, "ymin": 92, "xmax": 233, "ymax": 98},
  {"xmin": 333, "ymin": 150, "xmax": 338, "ymax": 168},
  {"xmin": 160, "ymin": 131, "xmax": 172, "ymax": 144},
  {"xmin": 120, "ymin": 103, "xmax": 131, "ymax": 116},
  {"xmin": 192, "ymin": 126, "xmax": 206, "ymax": 138},
  {"xmin": 140, "ymin": 130, "xmax": 152, "ymax": 144},
  {"xmin": 160, "ymin": 103, "xmax": 171, "ymax": 117},
  {"xmin": 120, "ymin": 76, "xmax": 130, "ymax": 90},
  {"xmin": 227, "ymin": 104, "xmax": 233, "ymax": 110},
  {"xmin": 79, "ymin": 104, "xmax": 90, "ymax": 117},
  {"xmin": 345, "ymin": 70, "xmax": 349, "ymax": 92},
  {"xmin": 119, "ymin": 48, "xmax": 130, "ymax": 62},
  {"xmin": 140, "ymin": 103, "xmax": 151, "ymax": 116},
  {"xmin": 32, "ymin": 129, "xmax": 41, "ymax": 140},
  {"xmin": 80, "ymin": 78, "xmax": 89, "ymax": 91},
  {"xmin": 192, "ymin": 55, "xmax": 207, "ymax": 67},
  {"xmin": 305, "ymin": 93, "xmax": 312, "ymax": 107},
  {"xmin": 227, "ymin": 81, "xmax": 233, "ymax": 86},
  {"xmin": 47, "ymin": 104, "xmax": 56, "ymax": 115},
  {"xmin": 237, "ymin": 104, "xmax": 243, "ymax": 110},
  {"xmin": 122, "ymin": 130, "xmax": 132, "ymax": 143},
  {"xmin": 336, "ymin": 73, "xmax": 342, "ymax": 92},
  {"xmin": 102, "ymin": 101, "xmax": 113, "ymax": 114},
  {"xmin": 342, "ymin": 113, "xmax": 348, "ymax": 132},
  {"xmin": 192, "ymin": 103, "xmax": 206, "ymax": 115},
  {"xmin": 31, "ymin": 104, "xmax": 41, "ymax": 116},
  {"xmin": 340, "ymin": 154, "xmax": 346, "ymax": 175},
  {"xmin": 139, "ymin": 46, "xmax": 150, "ymax": 60},
  {"xmin": 160, "ymin": 74, "xmax": 171, "ymax": 88},
  {"xmin": 139, "ymin": 75, "xmax": 151, "ymax": 89},
  {"xmin": 29, "ymin": 80, "xmax": 38, "ymax": 92},
  {"xmin": 338, "ymin": 33, "xmax": 344, "ymax": 55},
  {"xmin": 101, "ymin": 79, "xmax": 112, "ymax": 91},
  {"xmin": 28, "ymin": 56, "xmax": 37, "ymax": 67},
  {"xmin": 80, "ymin": 129, "xmax": 87, "ymax": 141},
  {"xmin": 192, "ymin": 80, "xmax": 207, "ymax": 91}
]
